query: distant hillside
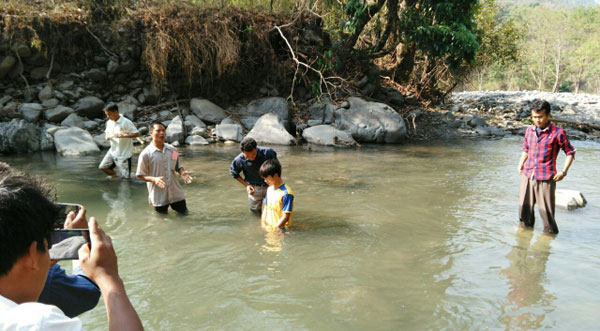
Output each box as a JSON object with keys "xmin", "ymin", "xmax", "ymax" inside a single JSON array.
[{"xmin": 499, "ymin": 0, "xmax": 599, "ymax": 7}]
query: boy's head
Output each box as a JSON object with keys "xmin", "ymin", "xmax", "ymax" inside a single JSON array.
[
  {"xmin": 259, "ymin": 159, "xmax": 282, "ymax": 186},
  {"xmin": 240, "ymin": 137, "xmax": 258, "ymax": 161},
  {"xmin": 0, "ymin": 163, "xmax": 60, "ymax": 301},
  {"xmin": 530, "ymin": 100, "xmax": 551, "ymax": 128},
  {"xmin": 104, "ymin": 104, "xmax": 120, "ymax": 122}
]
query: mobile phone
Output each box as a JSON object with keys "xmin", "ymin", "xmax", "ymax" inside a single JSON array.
[
  {"xmin": 55, "ymin": 203, "xmax": 81, "ymax": 228},
  {"xmin": 49, "ymin": 229, "xmax": 91, "ymax": 260}
]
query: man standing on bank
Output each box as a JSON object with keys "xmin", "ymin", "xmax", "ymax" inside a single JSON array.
[
  {"xmin": 230, "ymin": 137, "xmax": 278, "ymax": 213},
  {"xmin": 137, "ymin": 121, "xmax": 193, "ymax": 214},
  {"xmin": 517, "ymin": 100, "xmax": 576, "ymax": 235},
  {"xmin": 99, "ymin": 104, "xmax": 140, "ymax": 179}
]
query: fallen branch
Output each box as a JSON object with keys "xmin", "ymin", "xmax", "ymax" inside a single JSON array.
[{"xmin": 138, "ymin": 99, "xmax": 190, "ymax": 113}]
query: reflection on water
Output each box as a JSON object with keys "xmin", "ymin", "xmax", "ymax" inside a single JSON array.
[
  {"xmin": 2, "ymin": 139, "xmax": 599, "ymax": 330},
  {"xmin": 500, "ymin": 229, "xmax": 555, "ymax": 329}
]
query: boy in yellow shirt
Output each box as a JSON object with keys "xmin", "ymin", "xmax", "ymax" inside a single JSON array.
[{"xmin": 259, "ymin": 159, "xmax": 294, "ymax": 229}]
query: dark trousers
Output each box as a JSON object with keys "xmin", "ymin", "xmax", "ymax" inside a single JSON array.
[
  {"xmin": 518, "ymin": 175, "xmax": 558, "ymax": 234},
  {"xmin": 155, "ymin": 199, "xmax": 188, "ymax": 214}
]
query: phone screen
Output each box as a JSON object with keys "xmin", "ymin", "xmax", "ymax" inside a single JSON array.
[
  {"xmin": 55, "ymin": 203, "xmax": 81, "ymax": 228},
  {"xmin": 49, "ymin": 229, "xmax": 90, "ymax": 260}
]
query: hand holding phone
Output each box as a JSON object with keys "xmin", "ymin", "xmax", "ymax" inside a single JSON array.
[{"xmin": 55, "ymin": 203, "xmax": 82, "ymax": 228}]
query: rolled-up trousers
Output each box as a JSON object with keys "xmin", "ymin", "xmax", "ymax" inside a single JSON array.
[{"xmin": 519, "ymin": 174, "xmax": 558, "ymax": 234}]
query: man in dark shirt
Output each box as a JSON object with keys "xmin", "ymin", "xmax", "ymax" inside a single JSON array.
[
  {"xmin": 230, "ymin": 137, "xmax": 278, "ymax": 213},
  {"xmin": 517, "ymin": 100, "xmax": 575, "ymax": 235}
]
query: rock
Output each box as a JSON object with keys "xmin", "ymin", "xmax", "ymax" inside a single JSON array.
[
  {"xmin": 19, "ymin": 103, "xmax": 43, "ymax": 122},
  {"xmin": 220, "ymin": 116, "xmax": 234, "ymax": 124},
  {"xmin": 166, "ymin": 115, "xmax": 184, "ymax": 143},
  {"xmin": 185, "ymin": 135, "xmax": 209, "ymax": 146},
  {"xmin": 30, "ymin": 67, "xmax": 50, "ymax": 80},
  {"xmin": 117, "ymin": 102, "xmax": 137, "ymax": 121},
  {"xmin": 190, "ymin": 98, "xmax": 227, "ymax": 124},
  {"xmin": 42, "ymin": 98, "xmax": 60, "ymax": 108},
  {"xmin": 334, "ymin": 97, "xmax": 407, "ymax": 143},
  {"xmin": 0, "ymin": 95, "xmax": 12, "ymax": 107},
  {"xmin": 141, "ymin": 86, "xmax": 160, "ymax": 105},
  {"xmin": 58, "ymin": 81, "xmax": 74, "ymax": 91},
  {"xmin": 107, "ymin": 58, "xmax": 119, "ymax": 73},
  {"xmin": 40, "ymin": 124, "xmax": 58, "ymax": 151},
  {"xmin": 86, "ymin": 68, "xmax": 107, "ymax": 82},
  {"xmin": 475, "ymin": 126, "xmax": 492, "ymax": 136},
  {"xmin": 556, "ymin": 189, "xmax": 587, "ymax": 211},
  {"xmin": 54, "ymin": 127, "xmax": 100, "ymax": 156},
  {"xmin": 468, "ymin": 116, "xmax": 487, "ymax": 128},
  {"xmin": 38, "ymin": 85, "xmax": 53, "ymax": 101},
  {"xmin": 308, "ymin": 97, "xmax": 336, "ymax": 124},
  {"xmin": 0, "ymin": 119, "xmax": 40, "ymax": 153},
  {"xmin": 246, "ymin": 113, "xmax": 296, "ymax": 145},
  {"xmin": 83, "ymin": 120, "xmax": 98, "ymax": 130},
  {"xmin": 302, "ymin": 125, "xmax": 357, "ymax": 147},
  {"xmin": 239, "ymin": 97, "xmax": 290, "ymax": 129},
  {"xmin": 0, "ymin": 55, "xmax": 17, "ymax": 79},
  {"xmin": 73, "ymin": 96, "xmax": 105, "ymax": 119},
  {"xmin": 388, "ymin": 90, "xmax": 405, "ymax": 106},
  {"xmin": 307, "ymin": 119, "xmax": 322, "ymax": 127},
  {"xmin": 61, "ymin": 113, "xmax": 85, "ymax": 128},
  {"xmin": 184, "ymin": 114, "xmax": 207, "ymax": 135},
  {"xmin": 215, "ymin": 123, "xmax": 243, "ymax": 142},
  {"xmin": 93, "ymin": 133, "xmax": 110, "ymax": 149},
  {"xmin": 11, "ymin": 43, "xmax": 31, "ymax": 58},
  {"xmin": 45, "ymin": 105, "xmax": 74, "ymax": 122}
]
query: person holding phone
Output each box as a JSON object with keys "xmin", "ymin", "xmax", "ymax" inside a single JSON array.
[
  {"xmin": 38, "ymin": 206, "xmax": 101, "ymax": 318},
  {"xmin": 136, "ymin": 121, "xmax": 193, "ymax": 214},
  {"xmin": 99, "ymin": 104, "xmax": 140, "ymax": 179},
  {"xmin": 0, "ymin": 163, "xmax": 143, "ymax": 330}
]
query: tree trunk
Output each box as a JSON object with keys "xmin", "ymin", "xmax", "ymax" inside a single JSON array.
[
  {"xmin": 478, "ymin": 69, "xmax": 484, "ymax": 91},
  {"xmin": 552, "ymin": 45, "xmax": 562, "ymax": 93},
  {"xmin": 539, "ymin": 39, "xmax": 547, "ymax": 91},
  {"xmin": 574, "ymin": 64, "xmax": 583, "ymax": 94}
]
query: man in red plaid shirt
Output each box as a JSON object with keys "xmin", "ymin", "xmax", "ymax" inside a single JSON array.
[{"xmin": 517, "ymin": 100, "xmax": 576, "ymax": 234}]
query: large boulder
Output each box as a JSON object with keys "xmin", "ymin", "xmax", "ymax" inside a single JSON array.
[
  {"xmin": 185, "ymin": 135, "xmax": 209, "ymax": 146},
  {"xmin": 54, "ymin": 127, "xmax": 100, "ymax": 156},
  {"xmin": 308, "ymin": 97, "xmax": 336, "ymax": 125},
  {"xmin": 38, "ymin": 85, "xmax": 53, "ymax": 101},
  {"xmin": 117, "ymin": 102, "xmax": 137, "ymax": 121},
  {"xmin": 246, "ymin": 113, "xmax": 296, "ymax": 145},
  {"xmin": 73, "ymin": 96, "xmax": 105, "ymax": 119},
  {"xmin": 190, "ymin": 98, "xmax": 227, "ymax": 124},
  {"xmin": 215, "ymin": 123, "xmax": 243, "ymax": 142},
  {"xmin": 19, "ymin": 103, "xmax": 43, "ymax": 122},
  {"xmin": 0, "ymin": 119, "xmax": 40, "ymax": 153},
  {"xmin": 45, "ymin": 106, "xmax": 74, "ymax": 123},
  {"xmin": 93, "ymin": 133, "xmax": 110, "ymax": 149},
  {"xmin": 184, "ymin": 114, "xmax": 206, "ymax": 136},
  {"xmin": 61, "ymin": 113, "xmax": 85, "ymax": 128},
  {"xmin": 40, "ymin": 124, "xmax": 60, "ymax": 151},
  {"xmin": 302, "ymin": 125, "xmax": 357, "ymax": 147},
  {"xmin": 335, "ymin": 97, "xmax": 407, "ymax": 143},
  {"xmin": 239, "ymin": 97, "xmax": 289, "ymax": 130},
  {"xmin": 166, "ymin": 115, "xmax": 184, "ymax": 143},
  {"xmin": 0, "ymin": 55, "xmax": 16, "ymax": 79},
  {"xmin": 556, "ymin": 189, "xmax": 587, "ymax": 211}
]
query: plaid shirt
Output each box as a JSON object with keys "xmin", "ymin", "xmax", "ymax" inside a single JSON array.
[{"xmin": 522, "ymin": 124, "xmax": 575, "ymax": 180}]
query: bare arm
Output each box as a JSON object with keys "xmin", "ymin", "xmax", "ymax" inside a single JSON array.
[
  {"xmin": 79, "ymin": 218, "xmax": 143, "ymax": 331},
  {"xmin": 136, "ymin": 174, "xmax": 165, "ymax": 189},
  {"xmin": 518, "ymin": 152, "xmax": 528, "ymax": 174},
  {"xmin": 115, "ymin": 132, "xmax": 140, "ymax": 139},
  {"xmin": 276, "ymin": 213, "xmax": 291, "ymax": 229},
  {"xmin": 553, "ymin": 154, "xmax": 574, "ymax": 182}
]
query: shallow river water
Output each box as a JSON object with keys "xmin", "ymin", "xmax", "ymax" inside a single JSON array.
[{"xmin": 3, "ymin": 138, "xmax": 600, "ymax": 330}]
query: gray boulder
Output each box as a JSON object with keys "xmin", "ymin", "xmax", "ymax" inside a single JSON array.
[
  {"xmin": 216, "ymin": 123, "xmax": 243, "ymax": 142},
  {"xmin": 61, "ymin": 113, "xmax": 85, "ymax": 128},
  {"xmin": 247, "ymin": 113, "xmax": 296, "ymax": 145},
  {"xmin": 40, "ymin": 124, "xmax": 60, "ymax": 151},
  {"xmin": 54, "ymin": 127, "xmax": 100, "ymax": 156},
  {"xmin": 93, "ymin": 133, "xmax": 110, "ymax": 149},
  {"xmin": 335, "ymin": 97, "xmax": 407, "ymax": 143},
  {"xmin": 302, "ymin": 125, "xmax": 357, "ymax": 147},
  {"xmin": 556, "ymin": 189, "xmax": 587, "ymax": 211},
  {"xmin": 166, "ymin": 115, "xmax": 184, "ymax": 143},
  {"xmin": 45, "ymin": 106, "xmax": 74, "ymax": 123},
  {"xmin": 30, "ymin": 67, "xmax": 49, "ymax": 81},
  {"xmin": 117, "ymin": 101, "xmax": 137, "ymax": 121},
  {"xmin": 73, "ymin": 96, "xmax": 105, "ymax": 119},
  {"xmin": 190, "ymin": 98, "xmax": 227, "ymax": 124},
  {"xmin": 0, "ymin": 119, "xmax": 40, "ymax": 153},
  {"xmin": 19, "ymin": 103, "xmax": 43, "ymax": 122},
  {"xmin": 0, "ymin": 55, "xmax": 16, "ymax": 79},
  {"xmin": 308, "ymin": 97, "xmax": 336, "ymax": 124},
  {"xmin": 185, "ymin": 135, "xmax": 210, "ymax": 146},
  {"xmin": 38, "ymin": 85, "xmax": 53, "ymax": 101},
  {"xmin": 42, "ymin": 98, "xmax": 60, "ymax": 108},
  {"xmin": 239, "ymin": 97, "xmax": 289, "ymax": 130}
]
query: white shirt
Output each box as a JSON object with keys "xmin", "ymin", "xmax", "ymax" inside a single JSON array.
[
  {"xmin": 105, "ymin": 115, "xmax": 138, "ymax": 160},
  {"xmin": 136, "ymin": 143, "xmax": 185, "ymax": 206},
  {"xmin": 0, "ymin": 294, "xmax": 81, "ymax": 330}
]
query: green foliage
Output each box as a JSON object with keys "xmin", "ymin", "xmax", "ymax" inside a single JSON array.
[{"xmin": 559, "ymin": 80, "xmax": 574, "ymax": 92}]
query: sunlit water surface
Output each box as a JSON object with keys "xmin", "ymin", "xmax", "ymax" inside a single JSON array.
[{"xmin": 4, "ymin": 138, "xmax": 600, "ymax": 330}]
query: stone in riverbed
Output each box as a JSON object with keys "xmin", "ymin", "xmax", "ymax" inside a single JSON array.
[
  {"xmin": 302, "ymin": 125, "xmax": 357, "ymax": 147},
  {"xmin": 190, "ymin": 98, "xmax": 227, "ymax": 124},
  {"xmin": 0, "ymin": 119, "xmax": 40, "ymax": 153},
  {"xmin": 54, "ymin": 127, "xmax": 100, "ymax": 156},
  {"xmin": 215, "ymin": 123, "xmax": 243, "ymax": 142},
  {"xmin": 335, "ymin": 97, "xmax": 407, "ymax": 143},
  {"xmin": 246, "ymin": 113, "xmax": 296, "ymax": 145},
  {"xmin": 556, "ymin": 189, "xmax": 586, "ymax": 211}
]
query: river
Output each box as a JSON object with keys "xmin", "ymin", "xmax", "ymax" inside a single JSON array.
[{"xmin": 3, "ymin": 138, "xmax": 599, "ymax": 330}]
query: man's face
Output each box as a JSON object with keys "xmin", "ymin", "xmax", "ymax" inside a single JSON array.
[
  {"xmin": 531, "ymin": 110, "xmax": 550, "ymax": 128},
  {"xmin": 151, "ymin": 124, "xmax": 166, "ymax": 143},
  {"xmin": 104, "ymin": 110, "xmax": 120, "ymax": 122},
  {"xmin": 242, "ymin": 149, "xmax": 257, "ymax": 161}
]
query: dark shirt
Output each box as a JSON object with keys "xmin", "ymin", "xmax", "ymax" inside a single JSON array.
[
  {"xmin": 230, "ymin": 147, "xmax": 277, "ymax": 185},
  {"xmin": 38, "ymin": 264, "xmax": 101, "ymax": 318},
  {"xmin": 522, "ymin": 124, "xmax": 576, "ymax": 180}
]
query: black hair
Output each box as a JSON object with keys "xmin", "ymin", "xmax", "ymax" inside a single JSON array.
[
  {"xmin": 150, "ymin": 121, "xmax": 166, "ymax": 131},
  {"xmin": 105, "ymin": 103, "xmax": 119, "ymax": 112},
  {"xmin": 259, "ymin": 159, "xmax": 282, "ymax": 178},
  {"xmin": 531, "ymin": 100, "xmax": 551, "ymax": 115},
  {"xmin": 0, "ymin": 163, "xmax": 59, "ymax": 276},
  {"xmin": 240, "ymin": 137, "xmax": 257, "ymax": 152}
]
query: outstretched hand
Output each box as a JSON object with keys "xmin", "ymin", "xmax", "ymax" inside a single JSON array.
[{"xmin": 181, "ymin": 171, "xmax": 193, "ymax": 184}]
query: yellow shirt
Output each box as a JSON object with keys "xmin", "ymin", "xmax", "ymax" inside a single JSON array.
[{"xmin": 261, "ymin": 183, "xmax": 294, "ymax": 228}]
